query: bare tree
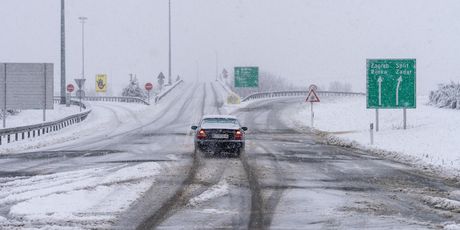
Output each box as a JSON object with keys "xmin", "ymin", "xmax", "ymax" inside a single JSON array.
[{"xmin": 231, "ymin": 71, "xmax": 296, "ymax": 97}]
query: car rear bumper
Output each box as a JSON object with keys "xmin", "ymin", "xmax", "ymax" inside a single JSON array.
[
  {"xmin": 197, "ymin": 139, "xmax": 244, "ymax": 143},
  {"xmin": 195, "ymin": 140, "xmax": 244, "ymax": 151}
]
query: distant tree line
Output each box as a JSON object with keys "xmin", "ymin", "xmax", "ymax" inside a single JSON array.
[
  {"xmin": 227, "ymin": 71, "xmax": 354, "ymax": 98},
  {"xmin": 230, "ymin": 71, "xmax": 296, "ymax": 98},
  {"xmin": 328, "ymin": 81, "xmax": 352, "ymax": 92}
]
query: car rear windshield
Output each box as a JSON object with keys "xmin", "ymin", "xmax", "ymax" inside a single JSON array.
[{"xmin": 202, "ymin": 118, "xmax": 238, "ymax": 125}]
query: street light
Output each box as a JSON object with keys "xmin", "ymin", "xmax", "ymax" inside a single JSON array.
[
  {"xmin": 76, "ymin": 16, "xmax": 87, "ymax": 112},
  {"xmin": 168, "ymin": 0, "xmax": 172, "ymax": 85},
  {"xmin": 78, "ymin": 16, "xmax": 87, "ymax": 80},
  {"xmin": 60, "ymin": 0, "xmax": 66, "ymax": 104}
]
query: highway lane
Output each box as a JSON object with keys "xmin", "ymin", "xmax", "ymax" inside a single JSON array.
[
  {"xmin": 234, "ymin": 97, "xmax": 460, "ymax": 229},
  {"xmin": 130, "ymin": 82, "xmax": 254, "ymax": 229},
  {"xmin": 1, "ymin": 83, "xmax": 460, "ymax": 229},
  {"xmin": 128, "ymin": 86, "xmax": 460, "ymax": 229},
  {"xmin": 0, "ymin": 82, "xmax": 204, "ymax": 228}
]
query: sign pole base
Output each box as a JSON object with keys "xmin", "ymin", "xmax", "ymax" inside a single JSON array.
[
  {"xmin": 370, "ymin": 123, "xmax": 374, "ymax": 145},
  {"xmin": 66, "ymin": 93, "xmax": 71, "ymax": 107},
  {"xmin": 403, "ymin": 108, "xmax": 407, "ymax": 130},
  {"xmin": 310, "ymin": 102, "xmax": 314, "ymax": 128},
  {"xmin": 375, "ymin": 109, "xmax": 379, "ymax": 132},
  {"xmin": 2, "ymin": 110, "xmax": 5, "ymax": 128}
]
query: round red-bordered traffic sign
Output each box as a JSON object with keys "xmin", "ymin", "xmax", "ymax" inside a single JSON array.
[
  {"xmin": 67, "ymin": 84, "xmax": 75, "ymax": 93},
  {"xmin": 145, "ymin": 82, "xmax": 153, "ymax": 91}
]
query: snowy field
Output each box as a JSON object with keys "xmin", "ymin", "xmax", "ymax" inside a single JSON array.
[
  {"xmin": 0, "ymin": 162, "xmax": 165, "ymax": 228},
  {"xmin": 281, "ymin": 95, "xmax": 460, "ymax": 177},
  {"xmin": 1, "ymin": 104, "xmax": 82, "ymax": 129}
]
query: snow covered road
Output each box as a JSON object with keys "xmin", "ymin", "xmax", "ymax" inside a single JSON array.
[{"xmin": 1, "ymin": 83, "xmax": 460, "ymax": 229}]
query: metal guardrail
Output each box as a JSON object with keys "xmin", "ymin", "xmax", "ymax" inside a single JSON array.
[
  {"xmin": 53, "ymin": 98, "xmax": 87, "ymax": 109},
  {"xmin": 241, "ymin": 90, "xmax": 365, "ymax": 102},
  {"xmin": 52, "ymin": 82, "xmax": 185, "ymax": 106},
  {"xmin": 0, "ymin": 101, "xmax": 91, "ymax": 146},
  {"xmin": 62, "ymin": 96, "xmax": 149, "ymax": 105},
  {"xmin": 155, "ymin": 80, "xmax": 184, "ymax": 103}
]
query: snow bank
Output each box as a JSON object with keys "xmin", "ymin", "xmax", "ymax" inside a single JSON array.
[
  {"xmin": 445, "ymin": 223, "xmax": 460, "ymax": 230},
  {"xmin": 421, "ymin": 195, "xmax": 460, "ymax": 212},
  {"xmin": 187, "ymin": 180, "xmax": 229, "ymax": 207},
  {"xmin": 0, "ymin": 101, "xmax": 146, "ymax": 154},
  {"xmin": 283, "ymin": 95, "xmax": 460, "ymax": 176},
  {"xmin": 0, "ymin": 104, "xmax": 81, "ymax": 129},
  {"xmin": 0, "ymin": 162, "xmax": 161, "ymax": 228}
]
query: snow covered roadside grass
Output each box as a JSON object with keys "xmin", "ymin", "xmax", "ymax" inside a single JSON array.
[
  {"xmin": 0, "ymin": 162, "xmax": 162, "ymax": 229},
  {"xmin": 0, "ymin": 81, "xmax": 189, "ymax": 154},
  {"xmin": 1, "ymin": 104, "xmax": 81, "ymax": 129},
  {"xmin": 0, "ymin": 101, "xmax": 148, "ymax": 154},
  {"xmin": 214, "ymin": 80, "xmax": 244, "ymax": 115},
  {"xmin": 282, "ymin": 95, "xmax": 460, "ymax": 177}
]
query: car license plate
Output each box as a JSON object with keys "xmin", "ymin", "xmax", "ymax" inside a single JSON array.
[{"xmin": 212, "ymin": 134, "xmax": 229, "ymax": 139}]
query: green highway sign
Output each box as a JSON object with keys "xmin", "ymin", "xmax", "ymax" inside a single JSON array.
[
  {"xmin": 234, "ymin": 67, "xmax": 258, "ymax": 88},
  {"xmin": 367, "ymin": 59, "xmax": 416, "ymax": 109}
]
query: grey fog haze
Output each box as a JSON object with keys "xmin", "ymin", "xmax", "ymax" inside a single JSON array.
[{"xmin": 1, "ymin": 0, "xmax": 459, "ymax": 95}]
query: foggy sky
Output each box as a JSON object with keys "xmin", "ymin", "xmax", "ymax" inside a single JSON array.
[{"xmin": 1, "ymin": 0, "xmax": 460, "ymax": 94}]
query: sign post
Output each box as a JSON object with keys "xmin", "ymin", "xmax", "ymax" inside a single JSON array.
[
  {"xmin": 306, "ymin": 84, "xmax": 320, "ymax": 128},
  {"xmin": 2, "ymin": 64, "xmax": 6, "ymax": 128},
  {"xmin": 43, "ymin": 64, "xmax": 47, "ymax": 122},
  {"xmin": 145, "ymin": 82, "xmax": 153, "ymax": 104},
  {"xmin": 375, "ymin": 109, "xmax": 379, "ymax": 132},
  {"xmin": 75, "ymin": 78, "xmax": 86, "ymax": 112},
  {"xmin": 367, "ymin": 59, "xmax": 416, "ymax": 130},
  {"xmin": 370, "ymin": 123, "xmax": 374, "ymax": 145},
  {"xmin": 66, "ymin": 84, "xmax": 74, "ymax": 107}
]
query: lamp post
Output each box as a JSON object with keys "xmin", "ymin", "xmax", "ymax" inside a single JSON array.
[
  {"xmin": 75, "ymin": 16, "xmax": 87, "ymax": 112},
  {"xmin": 78, "ymin": 16, "xmax": 87, "ymax": 81},
  {"xmin": 168, "ymin": 0, "xmax": 172, "ymax": 85},
  {"xmin": 60, "ymin": 0, "xmax": 66, "ymax": 104}
]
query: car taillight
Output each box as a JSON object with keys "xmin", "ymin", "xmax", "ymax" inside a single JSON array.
[
  {"xmin": 235, "ymin": 130, "xmax": 243, "ymax": 140},
  {"xmin": 197, "ymin": 129, "xmax": 206, "ymax": 139}
]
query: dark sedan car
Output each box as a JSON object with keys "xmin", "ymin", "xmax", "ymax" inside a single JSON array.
[{"xmin": 191, "ymin": 115, "xmax": 248, "ymax": 157}]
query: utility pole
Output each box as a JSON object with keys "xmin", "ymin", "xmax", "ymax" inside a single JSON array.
[
  {"xmin": 60, "ymin": 0, "xmax": 66, "ymax": 104},
  {"xmin": 168, "ymin": 0, "xmax": 172, "ymax": 85}
]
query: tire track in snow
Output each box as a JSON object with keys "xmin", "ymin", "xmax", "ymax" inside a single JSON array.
[
  {"xmin": 232, "ymin": 98, "xmax": 289, "ymax": 229},
  {"xmin": 134, "ymin": 82, "xmax": 240, "ymax": 229},
  {"xmin": 134, "ymin": 83, "xmax": 209, "ymax": 229}
]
